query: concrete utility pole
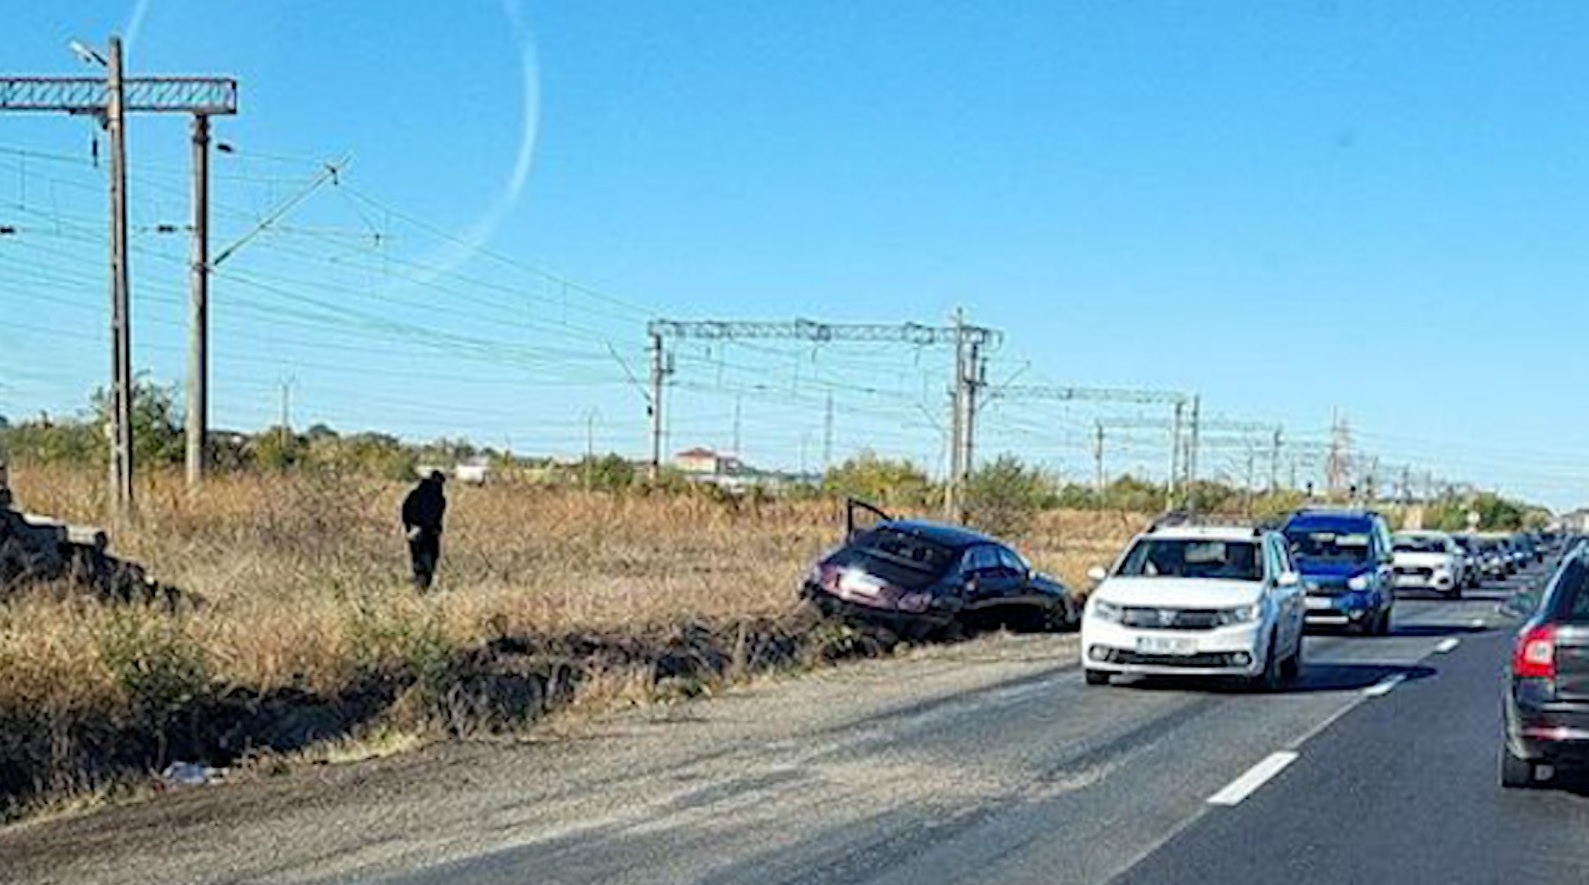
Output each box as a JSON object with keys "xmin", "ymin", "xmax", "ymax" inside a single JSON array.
[
  {"xmin": 107, "ymin": 37, "xmax": 133, "ymax": 514},
  {"xmin": 1168, "ymin": 399, "xmax": 1184, "ymax": 504},
  {"xmin": 1093, "ymin": 421, "xmax": 1106, "ymax": 493},
  {"xmin": 186, "ymin": 114, "xmax": 210, "ymax": 488},
  {"xmin": 277, "ymin": 377, "xmax": 293, "ymax": 449},
  {"xmin": 955, "ymin": 320, "xmax": 985, "ymax": 513},
  {"xmin": 732, "ymin": 395, "xmax": 742, "ymax": 458},
  {"xmin": 648, "ymin": 330, "xmax": 667, "ymax": 481},
  {"xmin": 1, "ymin": 38, "xmax": 239, "ymax": 508},
  {"xmin": 1269, "ymin": 426, "xmax": 1283, "ymax": 492},
  {"xmin": 1188, "ymin": 395, "xmax": 1202, "ymax": 489},
  {"xmin": 822, "ymin": 390, "xmax": 834, "ymax": 470}
]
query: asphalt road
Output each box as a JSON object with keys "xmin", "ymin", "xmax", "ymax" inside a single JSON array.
[{"xmin": 3, "ymin": 561, "xmax": 1580, "ymax": 885}]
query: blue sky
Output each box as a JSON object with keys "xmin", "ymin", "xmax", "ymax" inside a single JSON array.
[{"xmin": 2, "ymin": 1, "xmax": 1588, "ymax": 507}]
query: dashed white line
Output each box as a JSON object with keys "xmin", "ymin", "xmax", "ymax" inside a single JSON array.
[
  {"xmin": 1363, "ymin": 674, "xmax": 1407, "ymax": 697},
  {"xmin": 1470, "ymin": 617, "xmax": 1487, "ymax": 629},
  {"xmin": 1206, "ymin": 751, "xmax": 1299, "ymax": 806},
  {"xmin": 1434, "ymin": 637, "xmax": 1460, "ymax": 654}
]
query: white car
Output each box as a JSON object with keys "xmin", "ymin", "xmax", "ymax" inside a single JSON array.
[
  {"xmin": 1390, "ymin": 531, "xmax": 1465, "ymax": 598},
  {"xmin": 1080, "ymin": 523, "xmax": 1307, "ymax": 690}
]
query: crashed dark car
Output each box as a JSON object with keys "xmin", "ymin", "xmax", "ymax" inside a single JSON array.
[{"xmin": 800, "ymin": 500, "xmax": 1078, "ymax": 638}]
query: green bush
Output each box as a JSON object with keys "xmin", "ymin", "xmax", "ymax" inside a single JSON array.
[
  {"xmin": 822, "ymin": 451, "xmax": 935, "ymax": 508},
  {"xmin": 97, "ymin": 614, "xmax": 209, "ymax": 720},
  {"xmin": 964, "ymin": 454, "xmax": 1055, "ymax": 538}
]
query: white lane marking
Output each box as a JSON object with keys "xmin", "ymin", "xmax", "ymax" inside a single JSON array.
[
  {"xmin": 1206, "ymin": 751, "xmax": 1299, "ymax": 806},
  {"xmin": 1470, "ymin": 618, "xmax": 1486, "ymax": 629},
  {"xmin": 1434, "ymin": 637, "xmax": 1460, "ymax": 654},
  {"xmin": 1363, "ymin": 674, "xmax": 1407, "ymax": 697}
]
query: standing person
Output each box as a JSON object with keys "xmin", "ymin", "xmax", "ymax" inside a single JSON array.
[{"xmin": 401, "ymin": 470, "xmax": 448, "ymax": 590}]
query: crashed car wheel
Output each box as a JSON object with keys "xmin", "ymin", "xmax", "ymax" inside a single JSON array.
[{"xmin": 1084, "ymin": 669, "xmax": 1110, "ymax": 686}]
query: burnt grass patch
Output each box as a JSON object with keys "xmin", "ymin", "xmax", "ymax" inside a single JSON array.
[{"xmin": 0, "ymin": 609, "xmax": 910, "ymax": 823}]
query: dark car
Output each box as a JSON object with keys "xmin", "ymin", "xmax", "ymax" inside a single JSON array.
[
  {"xmin": 1450, "ymin": 534, "xmax": 1485, "ymax": 589},
  {"xmin": 1282, "ymin": 508, "xmax": 1397, "ymax": 635},
  {"xmin": 801, "ymin": 500, "xmax": 1077, "ymax": 638},
  {"xmin": 1502, "ymin": 545, "xmax": 1589, "ymax": 788}
]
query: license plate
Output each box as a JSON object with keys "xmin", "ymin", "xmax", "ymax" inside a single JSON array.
[
  {"xmin": 1136, "ymin": 635, "xmax": 1198, "ymax": 656},
  {"xmin": 1305, "ymin": 597, "xmax": 1335, "ymax": 611}
]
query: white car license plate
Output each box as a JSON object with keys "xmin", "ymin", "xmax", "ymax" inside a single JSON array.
[
  {"xmin": 1136, "ymin": 635, "xmax": 1198, "ymax": 656},
  {"xmin": 1305, "ymin": 596, "xmax": 1334, "ymax": 611}
]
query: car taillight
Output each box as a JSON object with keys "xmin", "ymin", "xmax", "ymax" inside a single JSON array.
[{"xmin": 1513, "ymin": 625, "xmax": 1558, "ymax": 679}]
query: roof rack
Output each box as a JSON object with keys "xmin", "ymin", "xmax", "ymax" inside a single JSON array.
[{"xmin": 1146, "ymin": 510, "xmax": 1280, "ymax": 537}]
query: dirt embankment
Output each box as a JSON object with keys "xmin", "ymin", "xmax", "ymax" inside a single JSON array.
[{"xmin": 0, "ymin": 609, "xmax": 906, "ymax": 822}]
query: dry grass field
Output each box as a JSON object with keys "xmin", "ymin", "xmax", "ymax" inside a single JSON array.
[{"xmin": 0, "ymin": 464, "xmax": 1145, "ymax": 819}]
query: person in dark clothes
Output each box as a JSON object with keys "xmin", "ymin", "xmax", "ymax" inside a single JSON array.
[{"xmin": 401, "ymin": 471, "xmax": 448, "ymax": 589}]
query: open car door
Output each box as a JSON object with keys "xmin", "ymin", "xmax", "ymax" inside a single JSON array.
[{"xmin": 845, "ymin": 498, "xmax": 892, "ymax": 544}]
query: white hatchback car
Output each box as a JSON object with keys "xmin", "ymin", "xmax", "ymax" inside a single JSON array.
[
  {"xmin": 1081, "ymin": 522, "xmax": 1307, "ymax": 690},
  {"xmin": 1390, "ymin": 531, "xmax": 1465, "ymax": 598}
]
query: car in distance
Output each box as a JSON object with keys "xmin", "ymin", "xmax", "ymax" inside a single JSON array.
[
  {"xmin": 1450, "ymin": 534, "xmax": 1485, "ymax": 589},
  {"xmin": 801, "ymin": 500, "xmax": 1076, "ymax": 638},
  {"xmin": 1391, "ymin": 531, "xmax": 1465, "ymax": 598},
  {"xmin": 1080, "ymin": 518, "xmax": 1306, "ymax": 690},
  {"xmin": 1502, "ymin": 545, "xmax": 1589, "ymax": 787},
  {"xmin": 1468, "ymin": 535, "xmax": 1511, "ymax": 580},
  {"xmin": 1282, "ymin": 508, "xmax": 1397, "ymax": 635}
]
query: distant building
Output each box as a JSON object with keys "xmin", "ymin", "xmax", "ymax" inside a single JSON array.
[
  {"xmin": 1558, "ymin": 509, "xmax": 1589, "ymax": 533},
  {"xmin": 671, "ymin": 446, "xmax": 819, "ymax": 494},
  {"xmin": 415, "ymin": 460, "xmax": 490, "ymax": 486},
  {"xmin": 673, "ymin": 447, "xmax": 744, "ymax": 477}
]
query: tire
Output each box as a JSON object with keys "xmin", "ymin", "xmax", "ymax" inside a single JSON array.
[
  {"xmin": 1084, "ymin": 669, "xmax": 1111, "ymax": 686},
  {"xmin": 1251, "ymin": 632, "xmax": 1285, "ymax": 692},
  {"xmin": 1443, "ymin": 587, "xmax": 1463, "ymax": 601},
  {"xmin": 1280, "ymin": 632, "xmax": 1303, "ymax": 681},
  {"xmin": 1501, "ymin": 744, "xmax": 1536, "ymax": 789},
  {"xmin": 1374, "ymin": 605, "xmax": 1393, "ymax": 636}
]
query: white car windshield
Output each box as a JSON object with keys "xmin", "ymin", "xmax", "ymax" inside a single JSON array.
[{"xmin": 1115, "ymin": 539, "xmax": 1264, "ymax": 581}]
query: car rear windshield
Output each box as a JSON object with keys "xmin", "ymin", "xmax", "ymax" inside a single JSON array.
[
  {"xmin": 849, "ymin": 528, "xmax": 956, "ymax": 574},
  {"xmin": 1115, "ymin": 539, "xmax": 1263, "ymax": 581},
  {"xmin": 1394, "ymin": 537, "xmax": 1447, "ymax": 554},
  {"xmin": 1285, "ymin": 524, "xmax": 1372, "ymax": 564}
]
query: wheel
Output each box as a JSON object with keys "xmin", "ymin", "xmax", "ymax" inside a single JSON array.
[
  {"xmin": 1084, "ymin": 669, "xmax": 1111, "ymax": 686},
  {"xmin": 1443, "ymin": 587, "xmax": 1463, "ymax": 601},
  {"xmin": 1501, "ymin": 744, "xmax": 1536, "ymax": 789},
  {"xmin": 1374, "ymin": 605, "xmax": 1393, "ymax": 636},
  {"xmin": 1280, "ymin": 633, "xmax": 1303, "ymax": 681},
  {"xmin": 1251, "ymin": 633, "xmax": 1285, "ymax": 692}
]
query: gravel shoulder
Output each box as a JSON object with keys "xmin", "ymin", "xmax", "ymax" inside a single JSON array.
[{"xmin": 0, "ymin": 632, "xmax": 1082, "ymax": 885}]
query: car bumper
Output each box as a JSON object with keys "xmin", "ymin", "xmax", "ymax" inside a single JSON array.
[
  {"xmin": 1080, "ymin": 619, "xmax": 1268, "ymax": 677},
  {"xmin": 1302, "ymin": 592, "xmax": 1378, "ymax": 626},
  {"xmin": 801, "ymin": 584, "xmax": 954, "ymax": 632},
  {"xmin": 1393, "ymin": 572, "xmax": 1456, "ymax": 592},
  {"xmin": 1506, "ymin": 691, "xmax": 1589, "ymax": 762}
]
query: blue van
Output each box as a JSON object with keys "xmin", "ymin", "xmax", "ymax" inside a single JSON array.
[{"xmin": 1281, "ymin": 508, "xmax": 1396, "ymax": 635}]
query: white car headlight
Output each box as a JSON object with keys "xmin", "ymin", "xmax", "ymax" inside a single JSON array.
[
  {"xmin": 1089, "ymin": 598, "xmax": 1124, "ymax": 623},
  {"xmin": 1222, "ymin": 602, "xmax": 1263, "ymax": 625},
  {"xmin": 1347, "ymin": 573, "xmax": 1370, "ymax": 592}
]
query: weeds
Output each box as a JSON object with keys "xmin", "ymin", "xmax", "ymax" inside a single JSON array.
[{"xmin": 0, "ymin": 464, "xmax": 1145, "ymax": 821}]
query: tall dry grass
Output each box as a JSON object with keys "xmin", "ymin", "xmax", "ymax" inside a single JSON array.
[{"xmin": 0, "ymin": 464, "xmax": 1145, "ymax": 816}]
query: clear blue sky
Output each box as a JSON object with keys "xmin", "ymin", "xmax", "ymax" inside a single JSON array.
[{"xmin": 3, "ymin": 1, "xmax": 1588, "ymax": 508}]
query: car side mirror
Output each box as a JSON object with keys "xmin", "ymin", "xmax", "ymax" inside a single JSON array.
[
  {"xmin": 1278, "ymin": 571, "xmax": 1301, "ymax": 588},
  {"xmin": 1086, "ymin": 565, "xmax": 1108, "ymax": 583}
]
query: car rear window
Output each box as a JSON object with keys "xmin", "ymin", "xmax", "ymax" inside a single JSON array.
[
  {"xmin": 1285, "ymin": 523, "xmax": 1373, "ymax": 564},
  {"xmin": 1115, "ymin": 539, "xmax": 1263, "ymax": 581},
  {"xmin": 851, "ymin": 528, "xmax": 956, "ymax": 574},
  {"xmin": 1550, "ymin": 558, "xmax": 1589, "ymax": 623},
  {"xmin": 1394, "ymin": 537, "xmax": 1447, "ymax": 554}
]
